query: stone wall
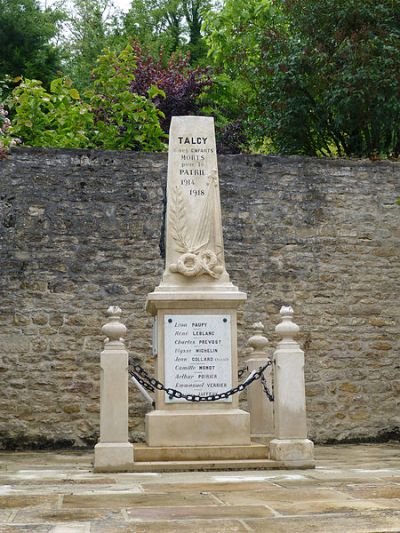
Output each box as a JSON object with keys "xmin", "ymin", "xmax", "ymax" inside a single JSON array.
[{"xmin": 0, "ymin": 148, "xmax": 399, "ymax": 448}]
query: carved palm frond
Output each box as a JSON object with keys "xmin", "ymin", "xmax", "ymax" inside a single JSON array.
[{"xmin": 169, "ymin": 186, "xmax": 190, "ymax": 253}]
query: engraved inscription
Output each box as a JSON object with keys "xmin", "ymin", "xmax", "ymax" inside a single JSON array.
[
  {"xmin": 164, "ymin": 314, "xmax": 232, "ymax": 403},
  {"xmin": 166, "ymin": 117, "xmax": 226, "ymax": 280}
]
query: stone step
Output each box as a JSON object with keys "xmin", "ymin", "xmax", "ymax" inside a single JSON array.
[
  {"xmin": 129, "ymin": 458, "xmax": 316, "ymax": 472},
  {"xmin": 133, "ymin": 443, "xmax": 269, "ymax": 462}
]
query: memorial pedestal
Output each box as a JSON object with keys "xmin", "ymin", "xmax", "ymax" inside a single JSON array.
[{"xmin": 144, "ymin": 290, "xmax": 252, "ymax": 458}]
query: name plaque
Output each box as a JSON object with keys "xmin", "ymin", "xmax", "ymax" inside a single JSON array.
[{"xmin": 164, "ymin": 314, "xmax": 232, "ymax": 403}]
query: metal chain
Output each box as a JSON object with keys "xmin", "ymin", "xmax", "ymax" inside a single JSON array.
[
  {"xmin": 129, "ymin": 360, "xmax": 273, "ymax": 402},
  {"xmin": 237, "ymin": 367, "xmax": 247, "ymax": 379},
  {"xmin": 260, "ymin": 372, "xmax": 274, "ymax": 402}
]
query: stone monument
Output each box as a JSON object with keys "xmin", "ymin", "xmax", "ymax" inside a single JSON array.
[
  {"xmin": 144, "ymin": 116, "xmax": 252, "ymax": 457},
  {"xmin": 94, "ymin": 116, "xmax": 314, "ymax": 471}
]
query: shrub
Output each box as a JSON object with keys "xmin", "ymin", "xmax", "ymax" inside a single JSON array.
[
  {"xmin": 6, "ymin": 45, "xmax": 167, "ymax": 151},
  {"xmin": 129, "ymin": 43, "xmax": 213, "ymax": 132},
  {"xmin": 87, "ymin": 45, "xmax": 167, "ymax": 151},
  {"xmin": 10, "ymin": 77, "xmax": 93, "ymax": 148}
]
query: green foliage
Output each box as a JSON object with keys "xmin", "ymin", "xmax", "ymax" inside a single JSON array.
[
  {"xmin": 0, "ymin": 0, "xmax": 63, "ymax": 86},
  {"xmin": 123, "ymin": 0, "xmax": 210, "ymax": 64},
  {"xmin": 6, "ymin": 46, "xmax": 166, "ymax": 152},
  {"xmin": 61, "ymin": 0, "xmax": 122, "ymax": 91},
  {"xmin": 205, "ymin": 0, "xmax": 274, "ymax": 75},
  {"xmin": 124, "ymin": 0, "xmax": 182, "ymax": 56},
  {"xmin": 204, "ymin": 0, "xmax": 280, "ymax": 150},
  {"xmin": 86, "ymin": 45, "xmax": 167, "ymax": 150},
  {"xmin": 199, "ymin": 73, "xmax": 250, "ymax": 152},
  {"xmin": 9, "ymin": 78, "xmax": 93, "ymax": 148},
  {"xmin": 4, "ymin": 0, "xmax": 398, "ymax": 157},
  {"xmin": 182, "ymin": 0, "xmax": 210, "ymax": 63},
  {"xmin": 206, "ymin": 0, "xmax": 400, "ymax": 157}
]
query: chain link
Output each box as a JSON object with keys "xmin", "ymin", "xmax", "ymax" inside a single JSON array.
[
  {"xmin": 129, "ymin": 359, "xmax": 273, "ymax": 403},
  {"xmin": 260, "ymin": 372, "xmax": 274, "ymax": 402},
  {"xmin": 237, "ymin": 367, "xmax": 247, "ymax": 379}
]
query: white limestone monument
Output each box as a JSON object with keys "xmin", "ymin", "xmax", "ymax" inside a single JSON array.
[
  {"xmin": 94, "ymin": 115, "xmax": 314, "ymax": 471},
  {"xmin": 145, "ymin": 116, "xmax": 251, "ymax": 454}
]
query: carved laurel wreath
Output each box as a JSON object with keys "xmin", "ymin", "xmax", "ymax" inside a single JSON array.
[{"xmin": 169, "ymin": 185, "xmax": 222, "ymax": 279}]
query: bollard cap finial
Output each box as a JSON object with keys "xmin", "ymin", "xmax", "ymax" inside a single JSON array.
[
  {"xmin": 102, "ymin": 306, "xmax": 127, "ymax": 344},
  {"xmin": 248, "ymin": 322, "xmax": 268, "ymax": 353},
  {"xmin": 280, "ymin": 306, "xmax": 294, "ymax": 316},
  {"xmin": 107, "ymin": 306, "xmax": 122, "ymax": 317},
  {"xmin": 276, "ymin": 305, "xmax": 299, "ymax": 341}
]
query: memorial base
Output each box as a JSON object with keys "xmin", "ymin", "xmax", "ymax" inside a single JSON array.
[
  {"xmin": 145, "ymin": 408, "xmax": 251, "ymax": 447},
  {"xmin": 127, "ymin": 441, "xmax": 315, "ymax": 472},
  {"xmin": 94, "ymin": 442, "xmax": 134, "ymax": 472},
  {"xmin": 134, "ymin": 442, "xmax": 268, "ymax": 462}
]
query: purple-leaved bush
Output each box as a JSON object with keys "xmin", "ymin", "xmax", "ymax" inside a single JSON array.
[{"xmin": 129, "ymin": 44, "xmax": 213, "ymax": 132}]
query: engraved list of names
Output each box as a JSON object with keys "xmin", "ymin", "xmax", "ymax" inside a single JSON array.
[{"xmin": 164, "ymin": 314, "xmax": 232, "ymax": 403}]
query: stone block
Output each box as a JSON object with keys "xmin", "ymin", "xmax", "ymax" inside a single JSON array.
[
  {"xmin": 94, "ymin": 442, "xmax": 134, "ymax": 472},
  {"xmin": 0, "ymin": 335, "xmax": 30, "ymax": 353},
  {"xmin": 145, "ymin": 409, "xmax": 251, "ymax": 447},
  {"xmin": 269, "ymin": 438, "xmax": 314, "ymax": 462}
]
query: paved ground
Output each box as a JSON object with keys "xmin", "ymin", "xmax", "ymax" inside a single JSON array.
[{"xmin": 0, "ymin": 444, "xmax": 400, "ymax": 532}]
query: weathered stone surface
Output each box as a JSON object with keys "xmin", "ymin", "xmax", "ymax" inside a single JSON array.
[
  {"xmin": 0, "ymin": 148, "xmax": 399, "ymax": 446},
  {"xmin": 161, "ymin": 116, "xmax": 230, "ymax": 288},
  {"xmin": 0, "ymin": 444, "xmax": 399, "ymax": 530}
]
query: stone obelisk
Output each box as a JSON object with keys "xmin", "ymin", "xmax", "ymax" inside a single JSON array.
[{"xmin": 145, "ymin": 116, "xmax": 250, "ymax": 452}]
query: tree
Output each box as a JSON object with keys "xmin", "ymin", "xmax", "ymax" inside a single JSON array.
[
  {"xmin": 182, "ymin": 0, "xmax": 209, "ymax": 62},
  {"xmin": 123, "ymin": 0, "xmax": 182, "ymax": 55},
  {"xmin": 0, "ymin": 0, "xmax": 63, "ymax": 85},
  {"xmin": 61, "ymin": 0, "xmax": 122, "ymax": 90},
  {"xmin": 123, "ymin": 0, "xmax": 211, "ymax": 63},
  {"xmin": 206, "ymin": 0, "xmax": 400, "ymax": 157}
]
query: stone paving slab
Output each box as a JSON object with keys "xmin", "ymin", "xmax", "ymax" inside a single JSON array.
[
  {"xmin": 62, "ymin": 493, "xmax": 216, "ymax": 508},
  {"xmin": 261, "ymin": 498, "xmax": 395, "ymax": 515},
  {"xmin": 246, "ymin": 511, "xmax": 400, "ymax": 532},
  {"xmin": 88, "ymin": 520, "xmax": 247, "ymax": 533},
  {"xmin": 141, "ymin": 481, "xmax": 278, "ymax": 493},
  {"xmin": 0, "ymin": 495, "xmax": 59, "ymax": 509},
  {"xmin": 0, "ymin": 444, "xmax": 399, "ymax": 531},
  {"xmin": 340, "ymin": 483, "xmax": 400, "ymax": 499},
  {"xmin": 125, "ymin": 505, "xmax": 274, "ymax": 521},
  {"xmin": 212, "ymin": 487, "xmax": 354, "ymax": 505},
  {"xmin": 12, "ymin": 508, "xmax": 120, "ymax": 525},
  {"xmin": 0, "ymin": 526, "xmax": 53, "ymax": 533},
  {"xmin": 0, "ymin": 512, "xmax": 12, "ymax": 522}
]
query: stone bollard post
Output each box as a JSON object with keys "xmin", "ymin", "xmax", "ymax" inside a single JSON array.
[
  {"xmin": 269, "ymin": 306, "xmax": 314, "ymax": 464},
  {"xmin": 246, "ymin": 322, "xmax": 274, "ymax": 444},
  {"xmin": 94, "ymin": 306, "xmax": 133, "ymax": 472}
]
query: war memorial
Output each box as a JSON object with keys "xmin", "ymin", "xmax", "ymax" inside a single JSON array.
[{"xmin": 93, "ymin": 116, "xmax": 314, "ymax": 472}]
